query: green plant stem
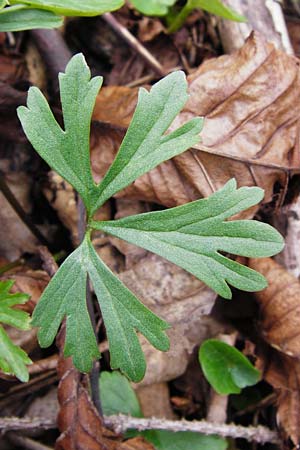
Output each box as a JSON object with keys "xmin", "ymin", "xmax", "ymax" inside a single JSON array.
[
  {"xmin": 167, "ymin": 4, "xmax": 193, "ymax": 33},
  {"xmin": 0, "ymin": 173, "xmax": 52, "ymax": 249},
  {"xmin": 78, "ymin": 197, "xmax": 102, "ymax": 416}
]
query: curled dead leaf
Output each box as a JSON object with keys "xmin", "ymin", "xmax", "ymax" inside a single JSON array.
[
  {"xmin": 259, "ymin": 350, "xmax": 300, "ymax": 445},
  {"xmin": 249, "ymin": 257, "xmax": 300, "ymax": 358},
  {"xmin": 91, "ymin": 32, "xmax": 300, "ymax": 210}
]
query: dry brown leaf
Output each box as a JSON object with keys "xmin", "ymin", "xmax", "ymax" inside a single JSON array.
[
  {"xmin": 56, "ymin": 335, "xmax": 119, "ymax": 450},
  {"xmin": 249, "ymin": 257, "xmax": 300, "ymax": 358},
  {"xmin": 249, "ymin": 258, "xmax": 300, "ymax": 445},
  {"xmin": 91, "ymin": 32, "xmax": 300, "ymax": 208},
  {"xmin": 118, "ymin": 437, "xmax": 155, "ymax": 450},
  {"xmin": 137, "ymin": 17, "xmax": 165, "ymax": 42},
  {"xmin": 258, "ymin": 350, "xmax": 300, "ymax": 445}
]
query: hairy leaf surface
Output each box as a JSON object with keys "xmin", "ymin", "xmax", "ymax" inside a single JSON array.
[
  {"xmin": 17, "ymin": 54, "xmax": 102, "ymax": 214},
  {"xmin": 0, "ymin": 281, "xmax": 32, "ymax": 381},
  {"xmin": 31, "ymin": 242, "xmax": 99, "ymax": 372},
  {"xmin": 93, "ymin": 180, "xmax": 284, "ymax": 299},
  {"xmin": 91, "ymin": 71, "xmax": 203, "ymax": 214},
  {"xmin": 32, "ymin": 235, "xmax": 169, "ymax": 381}
]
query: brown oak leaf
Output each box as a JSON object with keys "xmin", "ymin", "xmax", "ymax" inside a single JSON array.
[
  {"xmin": 259, "ymin": 349, "xmax": 300, "ymax": 446},
  {"xmin": 250, "ymin": 257, "xmax": 300, "ymax": 445},
  {"xmin": 249, "ymin": 257, "xmax": 300, "ymax": 358},
  {"xmin": 91, "ymin": 32, "xmax": 300, "ymax": 209}
]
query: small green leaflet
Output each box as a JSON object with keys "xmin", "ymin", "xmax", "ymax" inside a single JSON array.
[
  {"xmin": 18, "ymin": 55, "xmax": 103, "ymax": 215},
  {"xmin": 130, "ymin": 0, "xmax": 176, "ymax": 16},
  {"xmin": 90, "ymin": 71, "xmax": 202, "ymax": 214},
  {"xmin": 199, "ymin": 340, "xmax": 260, "ymax": 395},
  {"xmin": 32, "ymin": 234, "xmax": 169, "ymax": 381},
  {"xmin": 18, "ymin": 53, "xmax": 284, "ymax": 381},
  {"xmin": 100, "ymin": 371, "xmax": 228, "ymax": 450},
  {"xmin": 9, "ymin": 0, "xmax": 124, "ymax": 16},
  {"xmin": 0, "ymin": 4, "xmax": 63, "ymax": 31},
  {"xmin": 168, "ymin": 0, "xmax": 246, "ymax": 33},
  {"xmin": 0, "ymin": 280, "xmax": 32, "ymax": 382},
  {"xmin": 93, "ymin": 179, "xmax": 284, "ymax": 299}
]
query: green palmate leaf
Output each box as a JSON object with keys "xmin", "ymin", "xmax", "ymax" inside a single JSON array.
[
  {"xmin": 19, "ymin": 53, "xmax": 284, "ymax": 381},
  {"xmin": 17, "ymin": 54, "xmax": 102, "ymax": 215},
  {"xmin": 87, "ymin": 237, "xmax": 169, "ymax": 381},
  {"xmin": 9, "ymin": 0, "xmax": 124, "ymax": 16},
  {"xmin": 0, "ymin": 280, "xmax": 32, "ymax": 382},
  {"xmin": 32, "ymin": 234, "xmax": 169, "ymax": 381},
  {"xmin": 92, "ymin": 179, "xmax": 284, "ymax": 299},
  {"xmin": 130, "ymin": 0, "xmax": 176, "ymax": 16},
  {"xmin": 199, "ymin": 339, "xmax": 260, "ymax": 395},
  {"xmin": 0, "ymin": 4, "xmax": 63, "ymax": 31},
  {"xmin": 168, "ymin": 0, "xmax": 246, "ymax": 33},
  {"xmin": 31, "ymin": 241, "xmax": 100, "ymax": 372},
  {"xmin": 90, "ymin": 71, "xmax": 203, "ymax": 214}
]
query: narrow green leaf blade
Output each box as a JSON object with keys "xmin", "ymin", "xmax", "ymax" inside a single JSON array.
[
  {"xmin": 92, "ymin": 71, "xmax": 203, "ymax": 214},
  {"xmin": 86, "ymin": 237, "xmax": 170, "ymax": 382},
  {"xmin": 9, "ymin": 0, "xmax": 124, "ymax": 16},
  {"xmin": 190, "ymin": 0, "xmax": 246, "ymax": 21},
  {"xmin": 31, "ymin": 242, "xmax": 99, "ymax": 372},
  {"xmin": 130, "ymin": 0, "xmax": 176, "ymax": 16},
  {"xmin": 93, "ymin": 179, "xmax": 284, "ymax": 299},
  {"xmin": 17, "ymin": 54, "xmax": 102, "ymax": 213},
  {"xmin": 0, "ymin": 5, "xmax": 63, "ymax": 31},
  {"xmin": 0, "ymin": 326, "xmax": 32, "ymax": 382},
  {"xmin": 199, "ymin": 339, "xmax": 260, "ymax": 395},
  {"xmin": 100, "ymin": 371, "xmax": 143, "ymax": 417}
]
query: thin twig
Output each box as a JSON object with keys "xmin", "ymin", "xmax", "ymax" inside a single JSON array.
[
  {"xmin": 102, "ymin": 13, "xmax": 166, "ymax": 77},
  {"xmin": 0, "ymin": 174, "xmax": 52, "ymax": 248},
  {"xmin": 0, "ymin": 415, "xmax": 280, "ymax": 444},
  {"xmin": 104, "ymin": 415, "xmax": 280, "ymax": 445},
  {"xmin": 0, "ymin": 417, "xmax": 56, "ymax": 432}
]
